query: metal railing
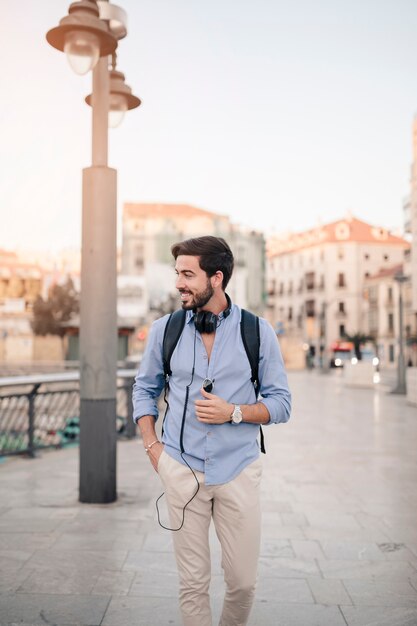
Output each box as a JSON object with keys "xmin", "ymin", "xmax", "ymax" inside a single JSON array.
[{"xmin": 0, "ymin": 370, "xmax": 137, "ymax": 457}]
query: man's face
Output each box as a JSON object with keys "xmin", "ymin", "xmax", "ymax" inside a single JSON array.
[{"xmin": 175, "ymin": 255, "xmax": 214, "ymax": 311}]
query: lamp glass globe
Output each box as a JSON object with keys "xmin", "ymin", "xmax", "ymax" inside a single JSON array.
[
  {"xmin": 64, "ymin": 31, "xmax": 100, "ymax": 75},
  {"xmin": 108, "ymin": 93, "xmax": 128, "ymax": 128}
]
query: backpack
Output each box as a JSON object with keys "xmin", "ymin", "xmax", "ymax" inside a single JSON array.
[{"xmin": 162, "ymin": 308, "xmax": 265, "ymax": 453}]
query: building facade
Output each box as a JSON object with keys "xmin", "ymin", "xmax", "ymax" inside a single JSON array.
[
  {"xmin": 267, "ymin": 216, "xmax": 409, "ymax": 368},
  {"xmin": 121, "ymin": 203, "xmax": 266, "ymax": 317},
  {"xmin": 363, "ymin": 254, "xmax": 417, "ymax": 368},
  {"xmin": 0, "ymin": 249, "xmax": 81, "ymax": 366}
]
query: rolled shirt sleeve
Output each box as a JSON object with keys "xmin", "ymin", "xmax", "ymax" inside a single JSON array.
[
  {"xmin": 132, "ymin": 316, "xmax": 167, "ymax": 423},
  {"xmin": 257, "ymin": 319, "xmax": 292, "ymax": 425}
]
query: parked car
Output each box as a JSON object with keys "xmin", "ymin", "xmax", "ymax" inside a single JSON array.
[{"xmin": 329, "ymin": 341, "xmax": 354, "ymax": 368}]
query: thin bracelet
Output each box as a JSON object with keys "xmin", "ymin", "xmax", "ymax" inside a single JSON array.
[{"xmin": 144, "ymin": 439, "xmax": 159, "ymax": 453}]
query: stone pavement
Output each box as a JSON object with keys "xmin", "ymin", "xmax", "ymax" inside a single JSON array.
[{"xmin": 1, "ymin": 370, "xmax": 417, "ymax": 626}]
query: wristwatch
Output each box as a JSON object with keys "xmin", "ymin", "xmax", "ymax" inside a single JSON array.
[{"xmin": 230, "ymin": 405, "xmax": 243, "ymax": 424}]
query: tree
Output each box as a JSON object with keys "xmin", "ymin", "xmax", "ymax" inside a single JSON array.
[
  {"xmin": 31, "ymin": 278, "xmax": 79, "ymax": 337},
  {"xmin": 343, "ymin": 332, "xmax": 375, "ymax": 360}
]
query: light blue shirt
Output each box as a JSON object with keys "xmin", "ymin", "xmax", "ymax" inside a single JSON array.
[{"xmin": 132, "ymin": 303, "xmax": 291, "ymax": 485}]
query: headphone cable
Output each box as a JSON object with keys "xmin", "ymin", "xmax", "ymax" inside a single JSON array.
[{"xmin": 156, "ymin": 326, "xmax": 200, "ymax": 532}]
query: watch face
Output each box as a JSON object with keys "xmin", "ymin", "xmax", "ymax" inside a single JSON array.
[{"xmin": 232, "ymin": 406, "xmax": 243, "ymax": 423}]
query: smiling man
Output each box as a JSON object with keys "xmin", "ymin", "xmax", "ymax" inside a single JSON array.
[{"xmin": 133, "ymin": 236, "xmax": 291, "ymax": 626}]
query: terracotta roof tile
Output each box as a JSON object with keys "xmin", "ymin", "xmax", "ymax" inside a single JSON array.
[{"xmin": 267, "ymin": 216, "xmax": 409, "ymax": 257}]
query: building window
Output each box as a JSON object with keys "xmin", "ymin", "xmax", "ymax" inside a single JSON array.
[
  {"xmin": 305, "ymin": 300, "xmax": 315, "ymax": 317},
  {"xmin": 339, "ymin": 324, "xmax": 346, "ymax": 337},
  {"xmin": 389, "ymin": 344, "xmax": 395, "ymax": 362},
  {"xmin": 387, "ymin": 287, "xmax": 393, "ymax": 302},
  {"xmin": 288, "ymin": 306, "xmax": 293, "ymax": 321},
  {"xmin": 305, "ymin": 272, "xmax": 315, "ymax": 290},
  {"xmin": 364, "ymin": 253, "xmax": 370, "ymax": 260},
  {"xmin": 338, "ymin": 301, "xmax": 345, "ymax": 314},
  {"xmin": 384, "ymin": 254, "xmax": 389, "ymax": 261},
  {"xmin": 338, "ymin": 246, "xmax": 344, "ymax": 260},
  {"xmin": 135, "ymin": 245, "xmax": 144, "ymax": 269},
  {"xmin": 338, "ymin": 273, "xmax": 346, "ymax": 288},
  {"xmin": 364, "ymin": 272, "xmax": 370, "ymax": 279},
  {"xmin": 135, "ymin": 245, "xmax": 145, "ymax": 269},
  {"xmin": 388, "ymin": 313, "xmax": 394, "ymax": 333},
  {"xmin": 369, "ymin": 310, "xmax": 378, "ymax": 335}
]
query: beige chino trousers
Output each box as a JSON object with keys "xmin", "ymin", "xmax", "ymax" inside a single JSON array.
[{"xmin": 158, "ymin": 450, "xmax": 262, "ymax": 626}]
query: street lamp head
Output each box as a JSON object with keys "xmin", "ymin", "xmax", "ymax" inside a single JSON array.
[
  {"xmin": 85, "ymin": 68, "xmax": 141, "ymax": 127},
  {"xmin": 46, "ymin": 0, "xmax": 117, "ymax": 75}
]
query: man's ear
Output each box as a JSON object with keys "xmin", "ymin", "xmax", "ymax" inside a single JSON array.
[{"xmin": 211, "ymin": 271, "xmax": 224, "ymax": 289}]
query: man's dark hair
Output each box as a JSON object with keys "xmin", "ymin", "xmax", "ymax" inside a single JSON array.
[{"xmin": 171, "ymin": 236, "xmax": 234, "ymax": 289}]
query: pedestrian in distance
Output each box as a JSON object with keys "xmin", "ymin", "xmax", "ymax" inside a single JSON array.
[{"xmin": 133, "ymin": 235, "xmax": 291, "ymax": 626}]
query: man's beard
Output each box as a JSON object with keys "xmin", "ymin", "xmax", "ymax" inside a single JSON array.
[{"xmin": 180, "ymin": 280, "xmax": 214, "ymax": 311}]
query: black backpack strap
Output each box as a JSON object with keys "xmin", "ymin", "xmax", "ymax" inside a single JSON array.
[
  {"xmin": 240, "ymin": 309, "xmax": 260, "ymax": 391},
  {"xmin": 240, "ymin": 309, "xmax": 265, "ymax": 454},
  {"xmin": 162, "ymin": 309, "xmax": 187, "ymax": 381},
  {"xmin": 161, "ymin": 309, "xmax": 187, "ymax": 439},
  {"xmin": 259, "ymin": 427, "xmax": 265, "ymax": 455}
]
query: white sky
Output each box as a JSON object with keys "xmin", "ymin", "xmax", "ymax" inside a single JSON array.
[{"xmin": 1, "ymin": 0, "xmax": 416, "ymax": 253}]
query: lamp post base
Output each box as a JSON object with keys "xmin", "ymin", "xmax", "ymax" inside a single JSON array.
[{"xmin": 79, "ymin": 398, "xmax": 117, "ymax": 504}]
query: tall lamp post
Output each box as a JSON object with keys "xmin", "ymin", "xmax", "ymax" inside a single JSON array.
[
  {"xmin": 320, "ymin": 301, "xmax": 329, "ymax": 373},
  {"xmin": 46, "ymin": 0, "xmax": 140, "ymax": 503},
  {"xmin": 392, "ymin": 271, "xmax": 408, "ymax": 395}
]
